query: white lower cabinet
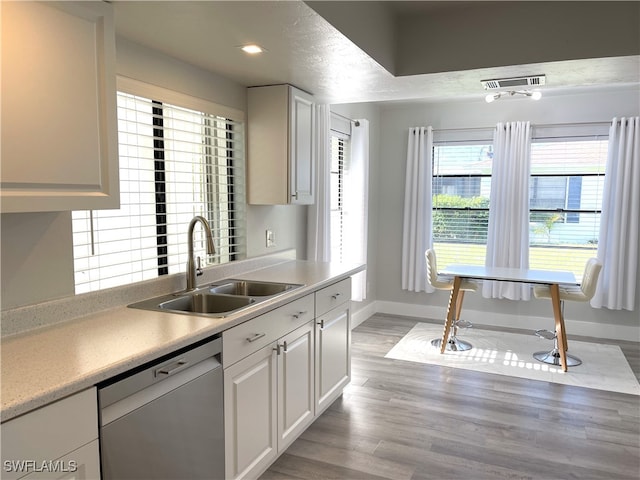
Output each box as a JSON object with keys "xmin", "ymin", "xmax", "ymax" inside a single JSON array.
[
  {"xmin": 315, "ymin": 277, "xmax": 352, "ymax": 414},
  {"xmin": 277, "ymin": 321, "xmax": 315, "ymax": 449},
  {"xmin": 17, "ymin": 441, "xmax": 100, "ymax": 480},
  {"xmin": 315, "ymin": 303, "xmax": 351, "ymax": 414},
  {"xmin": 224, "ymin": 338, "xmax": 277, "ymax": 480},
  {"xmin": 224, "ymin": 321, "xmax": 315, "ymax": 480},
  {"xmin": 1, "ymin": 388, "xmax": 100, "ymax": 480},
  {"xmin": 223, "ymin": 278, "xmax": 353, "ymax": 479}
]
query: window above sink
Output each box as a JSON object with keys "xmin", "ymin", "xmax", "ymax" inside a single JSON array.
[{"xmin": 72, "ymin": 80, "xmax": 247, "ymax": 295}]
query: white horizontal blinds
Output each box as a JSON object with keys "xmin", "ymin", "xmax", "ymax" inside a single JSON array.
[
  {"xmin": 330, "ymin": 133, "xmax": 348, "ymax": 263},
  {"xmin": 205, "ymin": 117, "xmax": 246, "ymax": 265},
  {"xmin": 73, "ymin": 94, "xmax": 158, "ymax": 293},
  {"xmin": 529, "ymin": 136, "xmax": 607, "ymax": 280},
  {"xmin": 161, "ymin": 104, "xmax": 246, "ymax": 274},
  {"xmin": 72, "ymin": 92, "xmax": 245, "ymax": 294},
  {"xmin": 432, "ymin": 141, "xmax": 493, "ymax": 268}
]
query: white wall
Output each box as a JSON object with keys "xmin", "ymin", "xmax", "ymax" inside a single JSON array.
[
  {"xmin": 396, "ymin": 2, "xmax": 640, "ymax": 76},
  {"xmin": 247, "ymin": 205, "xmax": 307, "ymax": 259},
  {"xmin": 368, "ymin": 85, "xmax": 640, "ymax": 338},
  {"xmin": 115, "ymin": 38, "xmax": 247, "ymax": 112},
  {"xmin": 1, "ymin": 212, "xmax": 75, "ymax": 309}
]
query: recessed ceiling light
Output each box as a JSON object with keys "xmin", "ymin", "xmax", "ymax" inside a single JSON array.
[{"xmin": 240, "ymin": 44, "xmax": 265, "ymax": 55}]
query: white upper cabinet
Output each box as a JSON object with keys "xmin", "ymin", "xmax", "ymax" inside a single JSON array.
[
  {"xmin": 247, "ymin": 84, "xmax": 315, "ymax": 205},
  {"xmin": 1, "ymin": 1, "xmax": 119, "ymax": 213}
]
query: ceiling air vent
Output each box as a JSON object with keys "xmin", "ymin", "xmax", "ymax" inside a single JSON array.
[{"xmin": 481, "ymin": 75, "xmax": 546, "ymax": 90}]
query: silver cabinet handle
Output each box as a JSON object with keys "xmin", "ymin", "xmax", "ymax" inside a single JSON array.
[
  {"xmin": 273, "ymin": 341, "xmax": 287, "ymax": 355},
  {"xmin": 246, "ymin": 332, "xmax": 266, "ymax": 343},
  {"xmin": 155, "ymin": 359, "xmax": 187, "ymax": 377},
  {"xmin": 292, "ymin": 310, "xmax": 308, "ymax": 319}
]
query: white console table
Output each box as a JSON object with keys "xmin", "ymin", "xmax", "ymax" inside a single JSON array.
[{"xmin": 439, "ymin": 265, "xmax": 578, "ymax": 372}]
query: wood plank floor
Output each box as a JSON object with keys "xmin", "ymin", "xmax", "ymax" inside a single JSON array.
[{"xmin": 260, "ymin": 314, "xmax": 640, "ymax": 480}]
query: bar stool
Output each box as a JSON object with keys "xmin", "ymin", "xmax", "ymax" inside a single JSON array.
[
  {"xmin": 425, "ymin": 249, "xmax": 478, "ymax": 351},
  {"xmin": 532, "ymin": 258, "xmax": 602, "ymax": 367}
]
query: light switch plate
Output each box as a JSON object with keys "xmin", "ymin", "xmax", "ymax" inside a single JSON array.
[{"xmin": 266, "ymin": 229, "xmax": 276, "ymax": 247}]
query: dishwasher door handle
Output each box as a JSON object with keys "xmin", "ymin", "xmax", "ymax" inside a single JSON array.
[
  {"xmin": 155, "ymin": 359, "xmax": 188, "ymax": 377},
  {"xmin": 101, "ymin": 357, "xmax": 221, "ymax": 426}
]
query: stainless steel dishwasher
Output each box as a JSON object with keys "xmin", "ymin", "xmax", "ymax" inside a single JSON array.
[{"xmin": 98, "ymin": 336, "xmax": 224, "ymax": 480}]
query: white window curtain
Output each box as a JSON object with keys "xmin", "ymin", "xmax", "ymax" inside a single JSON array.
[
  {"xmin": 483, "ymin": 121, "xmax": 532, "ymax": 300},
  {"xmin": 344, "ymin": 119, "xmax": 369, "ymax": 301},
  {"xmin": 592, "ymin": 116, "xmax": 640, "ymax": 310},
  {"xmin": 402, "ymin": 126, "xmax": 434, "ymax": 293},
  {"xmin": 307, "ymin": 104, "xmax": 332, "ymax": 262}
]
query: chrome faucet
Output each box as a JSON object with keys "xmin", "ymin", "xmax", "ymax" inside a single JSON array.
[{"xmin": 186, "ymin": 216, "xmax": 216, "ymax": 291}]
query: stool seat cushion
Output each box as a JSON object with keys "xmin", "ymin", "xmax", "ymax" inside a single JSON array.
[
  {"xmin": 433, "ymin": 277, "xmax": 479, "ymax": 292},
  {"xmin": 533, "ymin": 285, "xmax": 589, "ymax": 302},
  {"xmin": 533, "ymin": 258, "xmax": 602, "ymax": 303}
]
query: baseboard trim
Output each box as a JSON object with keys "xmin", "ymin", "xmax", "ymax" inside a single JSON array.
[
  {"xmin": 351, "ymin": 301, "xmax": 377, "ymax": 329},
  {"xmin": 352, "ymin": 300, "xmax": 639, "ymax": 342}
]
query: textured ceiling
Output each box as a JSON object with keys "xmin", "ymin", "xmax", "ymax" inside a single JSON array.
[{"xmin": 113, "ymin": 1, "xmax": 640, "ymax": 104}]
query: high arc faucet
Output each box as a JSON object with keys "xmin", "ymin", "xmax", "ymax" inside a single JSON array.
[{"xmin": 186, "ymin": 215, "xmax": 216, "ymax": 291}]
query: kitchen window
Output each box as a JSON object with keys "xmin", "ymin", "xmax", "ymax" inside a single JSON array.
[
  {"xmin": 72, "ymin": 86, "xmax": 246, "ymax": 294},
  {"xmin": 328, "ymin": 114, "xmax": 369, "ymax": 301},
  {"xmin": 432, "ymin": 131, "xmax": 607, "ymax": 280},
  {"xmin": 432, "ymin": 141, "xmax": 493, "ymax": 267},
  {"xmin": 528, "ymin": 137, "xmax": 607, "ymax": 277},
  {"xmin": 330, "ymin": 133, "xmax": 349, "ymax": 263}
]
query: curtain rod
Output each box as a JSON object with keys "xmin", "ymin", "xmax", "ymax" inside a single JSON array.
[
  {"xmin": 430, "ymin": 120, "xmax": 614, "ymax": 133},
  {"xmin": 332, "ymin": 111, "xmax": 360, "ymax": 127}
]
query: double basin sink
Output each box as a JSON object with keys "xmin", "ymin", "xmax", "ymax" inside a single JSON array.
[{"xmin": 129, "ymin": 279, "xmax": 304, "ymax": 317}]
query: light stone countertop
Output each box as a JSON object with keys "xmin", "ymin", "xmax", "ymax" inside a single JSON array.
[{"xmin": 1, "ymin": 259, "xmax": 365, "ymax": 422}]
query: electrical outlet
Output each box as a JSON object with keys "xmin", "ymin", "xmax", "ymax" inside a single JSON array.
[{"xmin": 266, "ymin": 229, "xmax": 276, "ymax": 247}]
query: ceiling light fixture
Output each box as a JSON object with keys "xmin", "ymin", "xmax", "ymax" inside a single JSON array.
[
  {"xmin": 240, "ymin": 44, "xmax": 265, "ymax": 55},
  {"xmin": 485, "ymin": 90, "xmax": 543, "ymax": 103}
]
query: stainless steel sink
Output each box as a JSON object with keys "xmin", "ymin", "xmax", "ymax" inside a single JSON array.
[
  {"xmin": 159, "ymin": 293, "xmax": 255, "ymax": 314},
  {"xmin": 128, "ymin": 279, "xmax": 303, "ymax": 317},
  {"xmin": 207, "ymin": 280, "xmax": 300, "ymax": 297}
]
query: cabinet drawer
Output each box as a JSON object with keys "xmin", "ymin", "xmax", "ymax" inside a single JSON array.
[
  {"xmin": 315, "ymin": 278, "xmax": 351, "ymax": 317},
  {"xmin": 223, "ymin": 294, "xmax": 314, "ymax": 367}
]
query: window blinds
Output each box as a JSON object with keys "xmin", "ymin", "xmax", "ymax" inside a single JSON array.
[
  {"xmin": 72, "ymin": 92, "xmax": 246, "ymax": 294},
  {"xmin": 330, "ymin": 134, "xmax": 348, "ymax": 263},
  {"xmin": 528, "ymin": 137, "xmax": 607, "ymax": 279},
  {"xmin": 431, "ymin": 134, "xmax": 607, "ymax": 281},
  {"xmin": 432, "ymin": 141, "xmax": 493, "ymax": 268}
]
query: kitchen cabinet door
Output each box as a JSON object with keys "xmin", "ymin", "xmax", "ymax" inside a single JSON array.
[
  {"xmin": 247, "ymin": 84, "xmax": 315, "ymax": 205},
  {"xmin": 315, "ymin": 302, "xmax": 351, "ymax": 414},
  {"xmin": 277, "ymin": 321, "xmax": 315, "ymax": 450},
  {"xmin": 288, "ymin": 90, "xmax": 315, "ymax": 204},
  {"xmin": 224, "ymin": 344, "xmax": 278, "ymax": 480},
  {"xmin": 1, "ymin": 1, "xmax": 119, "ymax": 213},
  {"xmin": 224, "ymin": 320, "xmax": 315, "ymax": 480}
]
